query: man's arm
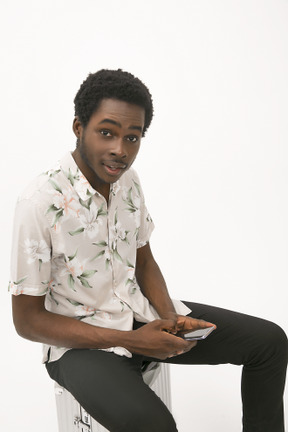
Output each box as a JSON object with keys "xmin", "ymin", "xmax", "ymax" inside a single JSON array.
[
  {"xmin": 11, "ymin": 294, "xmax": 197, "ymax": 360},
  {"xmin": 135, "ymin": 242, "xmax": 177, "ymax": 320},
  {"xmin": 135, "ymin": 242, "xmax": 216, "ymax": 334}
]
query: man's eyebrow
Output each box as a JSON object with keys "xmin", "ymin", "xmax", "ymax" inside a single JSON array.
[
  {"xmin": 128, "ymin": 125, "xmax": 143, "ymax": 133},
  {"xmin": 99, "ymin": 119, "xmax": 121, "ymax": 128},
  {"xmin": 99, "ymin": 119, "xmax": 143, "ymax": 133}
]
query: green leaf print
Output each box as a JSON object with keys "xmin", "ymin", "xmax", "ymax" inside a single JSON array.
[
  {"xmin": 52, "ymin": 209, "xmax": 64, "ymax": 227},
  {"xmin": 79, "ymin": 197, "xmax": 92, "ymax": 210},
  {"xmin": 48, "ymin": 290, "xmax": 59, "ymax": 305},
  {"xmin": 97, "ymin": 203, "xmax": 107, "ymax": 217},
  {"xmin": 132, "ymin": 180, "xmax": 141, "ymax": 196},
  {"xmin": 14, "ymin": 276, "xmax": 28, "ymax": 285},
  {"xmin": 46, "ymin": 204, "xmax": 59, "ymax": 214},
  {"xmin": 65, "ymin": 168, "xmax": 80, "ymax": 186},
  {"xmin": 123, "ymin": 188, "xmax": 138, "ymax": 212},
  {"xmin": 123, "ymin": 231, "xmax": 130, "ymax": 244},
  {"xmin": 113, "ymin": 248, "xmax": 123, "ymax": 263},
  {"xmin": 43, "ymin": 169, "xmax": 61, "ymax": 178},
  {"xmin": 80, "ymin": 270, "xmax": 97, "ymax": 278},
  {"xmin": 78, "ymin": 276, "xmax": 93, "ymax": 288},
  {"xmin": 90, "ymin": 250, "xmax": 105, "ymax": 261},
  {"xmin": 92, "ymin": 241, "xmax": 108, "ymax": 247},
  {"xmin": 66, "ymin": 299, "xmax": 84, "ymax": 306},
  {"xmin": 128, "ymin": 187, "xmax": 134, "ymax": 204},
  {"xmin": 126, "ymin": 260, "xmax": 134, "ymax": 269},
  {"xmin": 67, "ymin": 170, "xmax": 75, "ymax": 186},
  {"xmin": 49, "ymin": 178, "xmax": 63, "ymax": 194},
  {"xmin": 69, "ymin": 227, "xmax": 85, "ymax": 236},
  {"xmin": 68, "ymin": 274, "xmax": 76, "ymax": 291},
  {"xmin": 125, "ymin": 278, "xmax": 135, "ymax": 286},
  {"xmin": 67, "ymin": 250, "xmax": 78, "ymax": 261}
]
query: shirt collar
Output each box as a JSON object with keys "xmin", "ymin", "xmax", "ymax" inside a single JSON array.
[
  {"xmin": 59, "ymin": 152, "xmax": 120, "ymax": 201},
  {"xmin": 59, "ymin": 152, "xmax": 98, "ymax": 201}
]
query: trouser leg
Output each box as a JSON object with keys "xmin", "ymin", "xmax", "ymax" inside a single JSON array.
[
  {"xmin": 46, "ymin": 349, "xmax": 177, "ymax": 432},
  {"xmin": 161, "ymin": 302, "xmax": 288, "ymax": 432}
]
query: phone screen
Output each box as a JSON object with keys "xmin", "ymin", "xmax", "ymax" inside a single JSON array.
[{"xmin": 182, "ymin": 326, "xmax": 215, "ymax": 341}]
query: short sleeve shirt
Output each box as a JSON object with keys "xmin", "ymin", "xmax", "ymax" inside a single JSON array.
[{"xmin": 9, "ymin": 152, "xmax": 191, "ymax": 362}]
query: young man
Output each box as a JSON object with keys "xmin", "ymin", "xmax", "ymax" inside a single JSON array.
[{"xmin": 10, "ymin": 69, "xmax": 287, "ymax": 432}]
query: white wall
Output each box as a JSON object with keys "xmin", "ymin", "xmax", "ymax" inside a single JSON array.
[{"xmin": 1, "ymin": 1, "xmax": 287, "ymax": 431}]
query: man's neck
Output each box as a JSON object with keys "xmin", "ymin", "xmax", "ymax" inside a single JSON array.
[{"xmin": 72, "ymin": 149, "xmax": 110, "ymax": 203}]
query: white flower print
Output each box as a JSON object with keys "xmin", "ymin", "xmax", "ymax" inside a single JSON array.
[
  {"xmin": 110, "ymin": 216, "xmax": 129, "ymax": 262},
  {"xmin": 47, "ymin": 180, "xmax": 81, "ymax": 228},
  {"xmin": 104, "ymin": 248, "xmax": 112, "ymax": 261},
  {"xmin": 122, "ymin": 186, "xmax": 141, "ymax": 227},
  {"xmin": 111, "ymin": 181, "xmax": 121, "ymax": 196},
  {"xmin": 9, "ymin": 282, "xmax": 23, "ymax": 296},
  {"xmin": 93, "ymin": 311, "xmax": 112, "ymax": 320},
  {"xmin": 121, "ymin": 187, "xmax": 130, "ymax": 203},
  {"xmin": 125, "ymin": 262, "xmax": 138, "ymax": 294},
  {"xmin": 60, "ymin": 255, "xmax": 83, "ymax": 281},
  {"xmin": 25, "ymin": 239, "xmax": 50, "ymax": 270},
  {"xmin": 58, "ymin": 251, "xmax": 97, "ymax": 291},
  {"xmin": 41, "ymin": 279, "xmax": 61, "ymax": 305},
  {"xmin": 77, "ymin": 173, "xmax": 94, "ymax": 197},
  {"xmin": 111, "ymin": 221, "xmax": 127, "ymax": 247},
  {"xmin": 74, "ymin": 305, "xmax": 112, "ymax": 321},
  {"xmin": 75, "ymin": 304, "xmax": 97, "ymax": 317},
  {"xmin": 130, "ymin": 196, "xmax": 141, "ymax": 227},
  {"xmin": 52, "ymin": 188, "xmax": 80, "ymax": 218},
  {"xmin": 91, "ymin": 241, "xmax": 112, "ymax": 269},
  {"xmin": 69, "ymin": 201, "xmax": 106, "ymax": 238},
  {"xmin": 79, "ymin": 208, "xmax": 103, "ymax": 238},
  {"xmin": 8, "ymin": 276, "xmax": 28, "ymax": 295}
]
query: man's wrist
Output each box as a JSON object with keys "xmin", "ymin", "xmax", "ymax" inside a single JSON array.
[{"xmin": 159, "ymin": 310, "xmax": 178, "ymax": 320}]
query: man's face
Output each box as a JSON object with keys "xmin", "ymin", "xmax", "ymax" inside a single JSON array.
[{"xmin": 73, "ymin": 98, "xmax": 145, "ymax": 194}]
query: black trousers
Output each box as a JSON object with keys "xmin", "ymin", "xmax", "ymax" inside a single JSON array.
[{"xmin": 46, "ymin": 302, "xmax": 288, "ymax": 432}]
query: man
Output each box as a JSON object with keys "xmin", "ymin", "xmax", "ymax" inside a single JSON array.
[{"xmin": 10, "ymin": 69, "xmax": 287, "ymax": 432}]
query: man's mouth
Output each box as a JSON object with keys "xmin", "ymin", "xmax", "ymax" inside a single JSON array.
[{"xmin": 103, "ymin": 161, "xmax": 127, "ymax": 175}]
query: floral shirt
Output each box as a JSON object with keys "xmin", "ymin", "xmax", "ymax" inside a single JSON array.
[{"xmin": 9, "ymin": 152, "xmax": 191, "ymax": 362}]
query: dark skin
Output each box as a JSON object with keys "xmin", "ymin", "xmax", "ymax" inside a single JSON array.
[{"xmin": 12, "ymin": 98, "xmax": 215, "ymax": 360}]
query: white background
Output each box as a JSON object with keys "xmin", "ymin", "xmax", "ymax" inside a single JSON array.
[{"xmin": 1, "ymin": 0, "xmax": 288, "ymax": 431}]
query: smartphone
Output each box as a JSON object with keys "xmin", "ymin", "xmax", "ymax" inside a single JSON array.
[{"xmin": 182, "ymin": 326, "xmax": 215, "ymax": 341}]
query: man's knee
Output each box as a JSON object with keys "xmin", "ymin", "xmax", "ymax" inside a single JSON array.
[{"xmin": 258, "ymin": 320, "xmax": 288, "ymax": 363}]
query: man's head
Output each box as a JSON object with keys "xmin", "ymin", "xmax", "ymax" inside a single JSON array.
[
  {"xmin": 72, "ymin": 69, "xmax": 153, "ymax": 197},
  {"xmin": 74, "ymin": 69, "xmax": 153, "ymax": 137}
]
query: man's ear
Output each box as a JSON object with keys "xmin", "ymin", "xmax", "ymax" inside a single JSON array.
[{"xmin": 72, "ymin": 117, "xmax": 83, "ymax": 138}]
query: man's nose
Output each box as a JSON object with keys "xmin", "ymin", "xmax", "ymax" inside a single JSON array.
[{"xmin": 110, "ymin": 138, "xmax": 127, "ymax": 158}]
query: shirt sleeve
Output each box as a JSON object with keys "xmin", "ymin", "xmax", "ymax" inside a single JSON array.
[
  {"xmin": 132, "ymin": 171, "xmax": 155, "ymax": 249},
  {"xmin": 8, "ymin": 197, "xmax": 52, "ymax": 296}
]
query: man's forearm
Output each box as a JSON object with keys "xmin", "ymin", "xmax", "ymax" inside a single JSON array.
[
  {"xmin": 135, "ymin": 251, "xmax": 177, "ymax": 319},
  {"xmin": 12, "ymin": 295, "xmax": 135, "ymax": 350}
]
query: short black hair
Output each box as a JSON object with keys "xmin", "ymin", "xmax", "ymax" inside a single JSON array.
[{"xmin": 74, "ymin": 69, "xmax": 154, "ymax": 136}]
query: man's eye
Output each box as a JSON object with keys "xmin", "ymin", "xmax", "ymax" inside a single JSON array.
[
  {"xmin": 127, "ymin": 136, "xmax": 138, "ymax": 143},
  {"xmin": 100, "ymin": 130, "xmax": 112, "ymax": 137}
]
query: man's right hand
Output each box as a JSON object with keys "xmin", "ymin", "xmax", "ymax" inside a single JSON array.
[{"xmin": 125, "ymin": 319, "xmax": 197, "ymax": 360}]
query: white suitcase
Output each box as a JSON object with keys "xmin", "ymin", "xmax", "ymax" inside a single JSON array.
[{"xmin": 54, "ymin": 362, "xmax": 171, "ymax": 432}]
